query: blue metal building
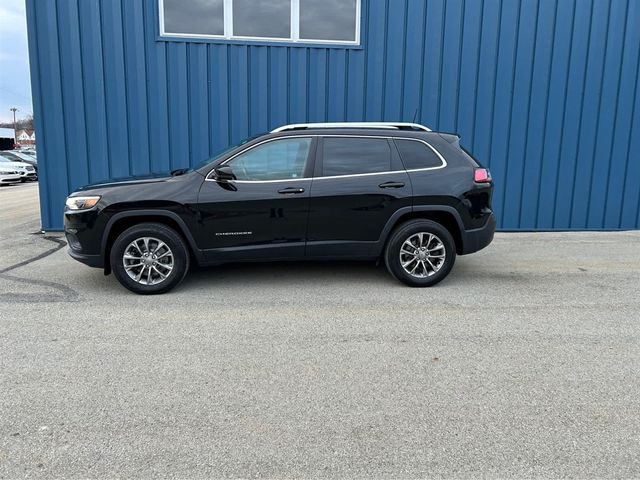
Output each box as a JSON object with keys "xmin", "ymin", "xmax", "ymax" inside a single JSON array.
[{"xmin": 26, "ymin": 0, "xmax": 640, "ymax": 231}]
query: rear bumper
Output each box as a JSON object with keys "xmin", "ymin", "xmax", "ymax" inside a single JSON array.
[{"xmin": 460, "ymin": 213, "xmax": 496, "ymax": 255}]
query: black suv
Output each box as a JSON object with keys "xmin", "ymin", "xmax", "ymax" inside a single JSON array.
[{"xmin": 64, "ymin": 123, "xmax": 495, "ymax": 294}]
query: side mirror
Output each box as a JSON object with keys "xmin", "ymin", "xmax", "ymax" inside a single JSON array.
[{"xmin": 213, "ymin": 165, "xmax": 236, "ymax": 182}]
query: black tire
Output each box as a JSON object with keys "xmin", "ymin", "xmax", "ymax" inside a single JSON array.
[
  {"xmin": 384, "ymin": 219, "xmax": 456, "ymax": 287},
  {"xmin": 110, "ymin": 223, "xmax": 190, "ymax": 295}
]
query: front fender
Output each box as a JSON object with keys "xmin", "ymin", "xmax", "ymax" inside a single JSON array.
[{"xmin": 100, "ymin": 209, "xmax": 205, "ymax": 267}]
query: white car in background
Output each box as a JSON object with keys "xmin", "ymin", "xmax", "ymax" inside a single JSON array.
[
  {"xmin": 0, "ymin": 152, "xmax": 38, "ymax": 182},
  {"xmin": 18, "ymin": 148, "xmax": 37, "ymax": 156},
  {"xmin": 9, "ymin": 150, "xmax": 38, "ymax": 165},
  {"xmin": 0, "ymin": 165, "xmax": 21, "ymax": 185},
  {"xmin": 0, "ymin": 150, "xmax": 38, "ymax": 171}
]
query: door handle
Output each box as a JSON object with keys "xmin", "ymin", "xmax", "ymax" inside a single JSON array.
[
  {"xmin": 378, "ymin": 181, "xmax": 405, "ymax": 189},
  {"xmin": 277, "ymin": 187, "xmax": 305, "ymax": 194}
]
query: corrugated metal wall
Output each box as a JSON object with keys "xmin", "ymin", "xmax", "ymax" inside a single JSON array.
[{"xmin": 26, "ymin": 0, "xmax": 640, "ymax": 231}]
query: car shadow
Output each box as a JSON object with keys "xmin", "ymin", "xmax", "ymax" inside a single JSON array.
[{"xmin": 183, "ymin": 260, "xmax": 393, "ymax": 289}]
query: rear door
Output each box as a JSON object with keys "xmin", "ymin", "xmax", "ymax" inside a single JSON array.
[{"xmin": 306, "ymin": 136, "xmax": 412, "ymax": 258}]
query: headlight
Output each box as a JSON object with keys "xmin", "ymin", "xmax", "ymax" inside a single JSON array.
[{"xmin": 65, "ymin": 195, "xmax": 101, "ymax": 210}]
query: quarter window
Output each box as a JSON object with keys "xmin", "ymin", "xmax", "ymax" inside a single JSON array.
[
  {"xmin": 226, "ymin": 138, "xmax": 312, "ymax": 181},
  {"xmin": 160, "ymin": 0, "xmax": 360, "ymax": 45},
  {"xmin": 321, "ymin": 138, "xmax": 392, "ymax": 177},
  {"xmin": 395, "ymin": 139, "xmax": 444, "ymax": 170}
]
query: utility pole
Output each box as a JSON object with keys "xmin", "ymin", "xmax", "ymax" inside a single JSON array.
[{"xmin": 10, "ymin": 108, "xmax": 18, "ymax": 144}]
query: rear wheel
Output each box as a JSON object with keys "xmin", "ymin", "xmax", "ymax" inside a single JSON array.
[
  {"xmin": 110, "ymin": 223, "xmax": 190, "ymax": 294},
  {"xmin": 384, "ymin": 219, "xmax": 456, "ymax": 287}
]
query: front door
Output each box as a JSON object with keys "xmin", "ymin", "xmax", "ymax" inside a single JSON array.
[{"xmin": 197, "ymin": 136, "xmax": 315, "ymax": 263}]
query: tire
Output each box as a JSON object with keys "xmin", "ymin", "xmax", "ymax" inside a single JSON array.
[
  {"xmin": 384, "ymin": 219, "xmax": 456, "ymax": 287},
  {"xmin": 110, "ymin": 223, "xmax": 190, "ymax": 295}
]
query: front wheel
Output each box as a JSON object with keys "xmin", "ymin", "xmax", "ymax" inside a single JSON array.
[
  {"xmin": 110, "ymin": 223, "xmax": 190, "ymax": 295},
  {"xmin": 384, "ymin": 220, "xmax": 456, "ymax": 287}
]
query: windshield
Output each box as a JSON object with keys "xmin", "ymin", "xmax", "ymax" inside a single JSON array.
[
  {"xmin": 0, "ymin": 154, "xmax": 18, "ymax": 163},
  {"xmin": 1, "ymin": 151, "xmax": 36, "ymax": 164},
  {"xmin": 192, "ymin": 134, "xmax": 262, "ymax": 171}
]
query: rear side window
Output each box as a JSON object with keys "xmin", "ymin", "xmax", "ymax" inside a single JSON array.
[
  {"xmin": 321, "ymin": 138, "xmax": 391, "ymax": 176},
  {"xmin": 395, "ymin": 139, "xmax": 444, "ymax": 170}
]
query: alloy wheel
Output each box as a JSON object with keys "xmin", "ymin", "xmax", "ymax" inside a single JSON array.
[
  {"xmin": 122, "ymin": 237, "xmax": 174, "ymax": 285},
  {"xmin": 399, "ymin": 232, "xmax": 446, "ymax": 278}
]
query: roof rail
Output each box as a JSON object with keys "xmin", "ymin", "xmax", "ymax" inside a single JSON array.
[{"xmin": 270, "ymin": 122, "xmax": 432, "ymax": 133}]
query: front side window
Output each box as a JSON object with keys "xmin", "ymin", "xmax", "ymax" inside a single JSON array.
[
  {"xmin": 226, "ymin": 138, "xmax": 312, "ymax": 181},
  {"xmin": 321, "ymin": 138, "xmax": 392, "ymax": 177},
  {"xmin": 160, "ymin": 0, "xmax": 360, "ymax": 45}
]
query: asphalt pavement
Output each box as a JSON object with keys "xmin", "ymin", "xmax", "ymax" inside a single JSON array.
[{"xmin": 1, "ymin": 182, "xmax": 639, "ymax": 478}]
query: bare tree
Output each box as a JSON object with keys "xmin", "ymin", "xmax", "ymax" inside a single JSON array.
[{"xmin": 0, "ymin": 114, "xmax": 34, "ymax": 131}]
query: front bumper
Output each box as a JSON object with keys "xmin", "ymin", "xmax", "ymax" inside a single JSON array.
[
  {"xmin": 460, "ymin": 213, "xmax": 496, "ymax": 255},
  {"xmin": 0, "ymin": 176, "xmax": 21, "ymax": 184},
  {"xmin": 64, "ymin": 208, "xmax": 105, "ymax": 269},
  {"xmin": 67, "ymin": 247, "xmax": 103, "ymax": 268}
]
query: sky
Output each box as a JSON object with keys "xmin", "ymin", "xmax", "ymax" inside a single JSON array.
[{"xmin": 0, "ymin": 0, "xmax": 32, "ymax": 124}]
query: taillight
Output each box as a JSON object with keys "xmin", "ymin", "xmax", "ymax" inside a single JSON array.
[{"xmin": 474, "ymin": 168, "xmax": 492, "ymax": 183}]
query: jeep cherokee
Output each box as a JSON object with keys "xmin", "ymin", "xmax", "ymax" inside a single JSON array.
[{"xmin": 64, "ymin": 122, "xmax": 495, "ymax": 294}]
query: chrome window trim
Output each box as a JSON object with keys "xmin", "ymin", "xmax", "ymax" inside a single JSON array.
[
  {"xmin": 230, "ymin": 178, "xmax": 313, "ymax": 184},
  {"xmin": 205, "ymin": 135, "xmax": 447, "ymax": 183},
  {"xmin": 158, "ymin": 0, "xmax": 361, "ymax": 46},
  {"xmin": 205, "ymin": 136, "xmax": 315, "ymax": 182}
]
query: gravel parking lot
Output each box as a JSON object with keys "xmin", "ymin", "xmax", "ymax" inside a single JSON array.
[{"xmin": 1, "ymin": 183, "xmax": 639, "ymax": 478}]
